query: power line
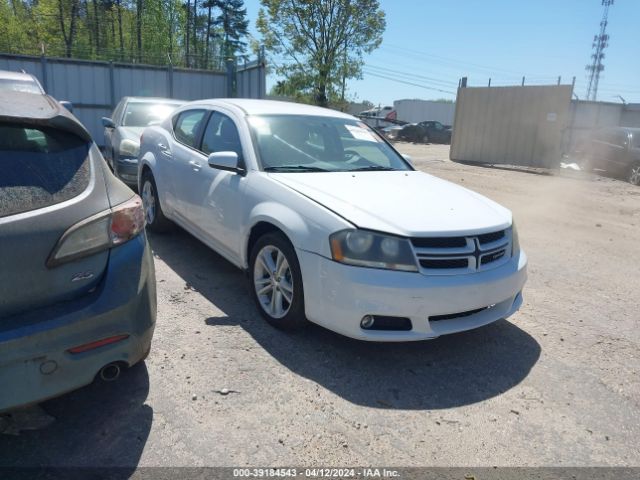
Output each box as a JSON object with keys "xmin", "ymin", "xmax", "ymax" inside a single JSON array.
[
  {"xmin": 361, "ymin": 69, "xmax": 456, "ymax": 95},
  {"xmin": 365, "ymin": 64, "xmax": 458, "ymax": 88}
]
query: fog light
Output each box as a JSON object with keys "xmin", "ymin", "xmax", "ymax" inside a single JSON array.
[{"xmin": 361, "ymin": 315, "xmax": 375, "ymax": 329}]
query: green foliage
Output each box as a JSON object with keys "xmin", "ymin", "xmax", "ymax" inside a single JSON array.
[
  {"xmin": 0, "ymin": 0, "xmax": 249, "ymax": 69},
  {"xmin": 257, "ymin": 0, "xmax": 385, "ymax": 107}
]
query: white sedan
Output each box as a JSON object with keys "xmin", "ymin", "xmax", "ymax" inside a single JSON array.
[{"xmin": 138, "ymin": 99, "xmax": 527, "ymax": 341}]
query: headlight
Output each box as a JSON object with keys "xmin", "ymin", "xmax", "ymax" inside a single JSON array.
[
  {"xmin": 511, "ymin": 222, "xmax": 520, "ymax": 257},
  {"xmin": 120, "ymin": 139, "xmax": 140, "ymax": 158},
  {"xmin": 330, "ymin": 229, "xmax": 418, "ymax": 272}
]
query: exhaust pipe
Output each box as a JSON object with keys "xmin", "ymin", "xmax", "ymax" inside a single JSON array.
[{"xmin": 99, "ymin": 363, "xmax": 121, "ymax": 382}]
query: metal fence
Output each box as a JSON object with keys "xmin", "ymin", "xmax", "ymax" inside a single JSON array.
[
  {"xmin": 563, "ymin": 100, "xmax": 640, "ymax": 155},
  {"xmin": 450, "ymin": 84, "xmax": 573, "ymax": 168},
  {"xmin": 0, "ymin": 53, "xmax": 266, "ymax": 145}
]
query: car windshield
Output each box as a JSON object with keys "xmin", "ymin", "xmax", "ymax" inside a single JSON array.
[
  {"xmin": 249, "ymin": 115, "xmax": 411, "ymax": 172},
  {"xmin": 122, "ymin": 102, "xmax": 181, "ymax": 127},
  {"xmin": 0, "ymin": 78, "xmax": 42, "ymax": 94}
]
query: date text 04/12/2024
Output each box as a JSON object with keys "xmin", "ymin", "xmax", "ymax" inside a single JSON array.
[{"xmin": 232, "ymin": 468, "xmax": 401, "ymax": 478}]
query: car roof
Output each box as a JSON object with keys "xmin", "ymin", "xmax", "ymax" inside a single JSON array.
[
  {"xmin": 0, "ymin": 91, "xmax": 91, "ymax": 141},
  {"xmin": 123, "ymin": 96, "xmax": 184, "ymax": 104},
  {"xmin": 0, "ymin": 69, "xmax": 37, "ymax": 82},
  {"xmin": 185, "ymin": 98, "xmax": 355, "ymax": 119}
]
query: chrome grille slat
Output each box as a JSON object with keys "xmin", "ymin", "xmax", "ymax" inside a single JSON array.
[{"xmin": 411, "ymin": 229, "xmax": 511, "ymax": 275}]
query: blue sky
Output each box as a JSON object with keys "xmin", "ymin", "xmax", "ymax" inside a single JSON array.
[{"xmin": 243, "ymin": 0, "xmax": 639, "ymax": 105}]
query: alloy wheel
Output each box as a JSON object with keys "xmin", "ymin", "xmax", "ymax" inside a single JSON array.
[
  {"xmin": 141, "ymin": 180, "xmax": 156, "ymax": 224},
  {"xmin": 629, "ymin": 164, "xmax": 640, "ymax": 186},
  {"xmin": 253, "ymin": 245, "xmax": 294, "ymax": 319}
]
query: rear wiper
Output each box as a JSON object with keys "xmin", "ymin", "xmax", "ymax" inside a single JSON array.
[
  {"xmin": 348, "ymin": 165, "xmax": 396, "ymax": 171},
  {"xmin": 264, "ymin": 165, "xmax": 329, "ymax": 172}
]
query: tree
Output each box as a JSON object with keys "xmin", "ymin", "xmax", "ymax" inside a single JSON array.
[
  {"xmin": 214, "ymin": 0, "xmax": 248, "ymax": 60},
  {"xmin": 57, "ymin": 0, "xmax": 81, "ymax": 57},
  {"xmin": 257, "ymin": 0, "xmax": 385, "ymax": 107}
]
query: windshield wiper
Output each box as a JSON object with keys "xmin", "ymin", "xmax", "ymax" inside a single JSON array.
[
  {"xmin": 264, "ymin": 165, "xmax": 329, "ymax": 172},
  {"xmin": 348, "ymin": 165, "xmax": 396, "ymax": 172}
]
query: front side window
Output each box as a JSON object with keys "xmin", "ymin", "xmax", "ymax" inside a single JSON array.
[
  {"xmin": 0, "ymin": 124, "xmax": 90, "ymax": 218},
  {"xmin": 248, "ymin": 115, "xmax": 411, "ymax": 172},
  {"xmin": 201, "ymin": 112, "xmax": 243, "ymax": 159},
  {"xmin": 122, "ymin": 102, "xmax": 181, "ymax": 127},
  {"xmin": 173, "ymin": 109, "xmax": 206, "ymax": 148}
]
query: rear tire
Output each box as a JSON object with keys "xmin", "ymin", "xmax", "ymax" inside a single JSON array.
[
  {"xmin": 249, "ymin": 232, "xmax": 307, "ymax": 330},
  {"xmin": 422, "ymin": 134, "xmax": 430, "ymax": 144},
  {"xmin": 141, "ymin": 171, "xmax": 173, "ymax": 232},
  {"xmin": 628, "ymin": 162, "xmax": 640, "ymax": 186}
]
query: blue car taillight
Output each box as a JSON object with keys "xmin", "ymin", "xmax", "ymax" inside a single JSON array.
[{"xmin": 47, "ymin": 195, "xmax": 145, "ymax": 267}]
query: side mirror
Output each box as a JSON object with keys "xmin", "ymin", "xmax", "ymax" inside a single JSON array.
[
  {"xmin": 207, "ymin": 151, "xmax": 241, "ymax": 173},
  {"xmin": 402, "ymin": 154, "xmax": 413, "ymax": 165},
  {"xmin": 102, "ymin": 117, "xmax": 116, "ymax": 129},
  {"xmin": 59, "ymin": 101, "xmax": 74, "ymax": 113}
]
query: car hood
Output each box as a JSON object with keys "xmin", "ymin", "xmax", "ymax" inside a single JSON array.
[
  {"xmin": 270, "ymin": 171, "xmax": 512, "ymax": 236},
  {"xmin": 117, "ymin": 126, "xmax": 145, "ymax": 143}
]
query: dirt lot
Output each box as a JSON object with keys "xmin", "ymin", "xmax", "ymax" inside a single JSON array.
[{"xmin": 2, "ymin": 144, "xmax": 639, "ymax": 468}]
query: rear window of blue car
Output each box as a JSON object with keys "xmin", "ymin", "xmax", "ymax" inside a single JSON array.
[{"xmin": 0, "ymin": 124, "xmax": 90, "ymax": 218}]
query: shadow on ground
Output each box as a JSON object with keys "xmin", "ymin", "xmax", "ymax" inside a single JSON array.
[
  {"xmin": 150, "ymin": 229, "xmax": 541, "ymax": 411},
  {"xmin": 0, "ymin": 362, "xmax": 151, "ymax": 469}
]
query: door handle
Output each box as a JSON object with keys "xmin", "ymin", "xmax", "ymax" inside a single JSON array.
[
  {"xmin": 189, "ymin": 160, "xmax": 201, "ymax": 170},
  {"xmin": 158, "ymin": 143, "xmax": 172, "ymax": 157}
]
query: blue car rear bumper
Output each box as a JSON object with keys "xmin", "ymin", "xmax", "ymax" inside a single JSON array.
[{"xmin": 0, "ymin": 233, "xmax": 156, "ymax": 412}]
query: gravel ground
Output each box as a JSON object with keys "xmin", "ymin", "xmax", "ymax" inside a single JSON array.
[{"xmin": 2, "ymin": 144, "xmax": 639, "ymax": 468}]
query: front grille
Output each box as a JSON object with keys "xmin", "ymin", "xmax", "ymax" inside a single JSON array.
[
  {"xmin": 411, "ymin": 237, "xmax": 466, "ymax": 249},
  {"xmin": 478, "ymin": 230, "xmax": 505, "ymax": 244},
  {"xmin": 412, "ymin": 229, "xmax": 510, "ymax": 274},
  {"xmin": 419, "ymin": 258, "xmax": 469, "ymax": 269},
  {"xmin": 480, "ymin": 249, "xmax": 506, "ymax": 265},
  {"xmin": 430, "ymin": 306, "xmax": 489, "ymax": 322}
]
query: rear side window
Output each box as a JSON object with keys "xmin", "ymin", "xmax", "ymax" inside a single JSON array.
[
  {"xmin": 0, "ymin": 124, "xmax": 90, "ymax": 218},
  {"xmin": 173, "ymin": 109, "xmax": 206, "ymax": 148}
]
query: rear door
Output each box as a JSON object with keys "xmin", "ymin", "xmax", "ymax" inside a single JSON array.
[
  {"xmin": 0, "ymin": 123, "xmax": 110, "ymax": 318},
  {"xmin": 169, "ymin": 109, "xmax": 208, "ymax": 222}
]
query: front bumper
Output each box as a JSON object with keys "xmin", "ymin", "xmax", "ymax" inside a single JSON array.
[
  {"xmin": 298, "ymin": 248, "xmax": 527, "ymax": 341},
  {"xmin": 115, "ymin": 157, "xmax": 139, "ymax": 185},
  {"xmin": 0, "ymin": 234, "xmax": 156, "ymax": 412}
]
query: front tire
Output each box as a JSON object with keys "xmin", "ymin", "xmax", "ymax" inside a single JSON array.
[
  {"xmin": 249, "ymin": 232, "xmax": 307, "ymax": 330},
  {"xmin": 628, "ymin": 162, "xmax": 640, "ymax": 186},
  {"xmin": 421, "ymin": 134, "xmax": 430, "ymax": 144},
  {"xmin": 140, "ymin": 171, "xmax": 173, "ymax": 232}
]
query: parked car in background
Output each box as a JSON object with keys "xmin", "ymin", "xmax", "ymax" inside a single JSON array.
[
  {"xmin": 585, "ymin": 127, "xmax": 640, "ymax": 186},
  {"xmin": 102, "ymin": 97, "xmax": 184, "ymax": 186},
  {"xmin": 138, "ymin": 99, "xmax": 526, "ymax": 342},
  {"xmin": 0, "ymin": 69, "xmax": 44, "ymax": 94},
  {"xmin": 393, "ymin": 120, "xmax": 452, "ymax": 144},
  {"xmin": 0, "ymin": 69, "xmax": 74, "ymax": 112},
  {"xmin": 0, "ymin": 92, "xmax": 156, "ymax": 412}
]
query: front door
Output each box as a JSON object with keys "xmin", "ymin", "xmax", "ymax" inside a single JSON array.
[{"xmin": 190, "ymin": 110, "xmax": 246, "ymax": 262}]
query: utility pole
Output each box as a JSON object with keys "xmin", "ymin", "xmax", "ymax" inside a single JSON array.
[{"xmin": 585, "ymin": 0, "xmax": 614, "ymax": 102}]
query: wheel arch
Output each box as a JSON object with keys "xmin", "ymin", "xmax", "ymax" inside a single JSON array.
[{"xmin": 243, "ymin": 203, "xmax": 312, "ymax": 269}]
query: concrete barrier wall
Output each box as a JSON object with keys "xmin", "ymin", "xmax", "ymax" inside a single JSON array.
[{"xmin": 450, "ymin": 85, "xmax": 573, "ymax": 168}]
